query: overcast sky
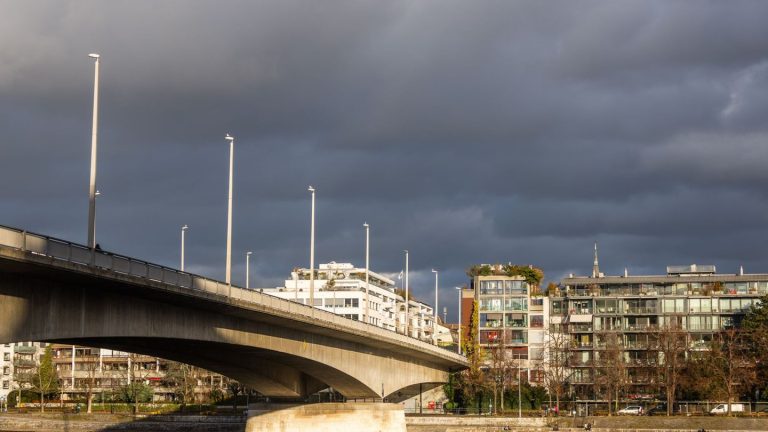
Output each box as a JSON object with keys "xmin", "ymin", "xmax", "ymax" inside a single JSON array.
[{"xmin": 3, "ymin": 1, "xmax": 768, "ymax": 322}]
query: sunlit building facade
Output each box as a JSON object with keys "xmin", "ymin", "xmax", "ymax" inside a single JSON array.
[{"xmin": 555, "ymin": 255, "xmax": 768, "ymax": 400}]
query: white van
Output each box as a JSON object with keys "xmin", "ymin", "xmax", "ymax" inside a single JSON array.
[{"xmin": 710, "ymin": 403, "xmax": 744, "ymax": 414}]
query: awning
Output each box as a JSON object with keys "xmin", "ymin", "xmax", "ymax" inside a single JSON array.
[{"xmin": 568, "ymin": 314, "xmax": 593, "ymax": 323}]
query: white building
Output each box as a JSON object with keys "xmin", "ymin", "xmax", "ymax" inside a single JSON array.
[
  {"xmin": 0, "ymin": 342, "xmax": 44, "ymax": 402},
  {"xmin": 263, "ymin": 262, "xmax": 449, "ymax": 344}
]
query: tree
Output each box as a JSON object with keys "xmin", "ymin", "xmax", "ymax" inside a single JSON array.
[
  {"xmin": 487, "ymin": 335, "xmax": 518, "ymax": 414},
  {"xmin": 742, "ymin": 295, "xmax": 768, "ymax": 393},
  {"xmin": 649, "ymin": 322, "xmax": 688, "ymax": 415},
  {"xmin": 458, "ymin": 300, "xmax": 485, "ymax": 413},
  {"xmin": 594, "ymin": 331, "xmax": 627, "ymax": 416},
  {"xmin": 541, "ymin": 322, "xmax": 570, "ymax": 414},
  {"xmin": 707, "ymin": 328, "xmax": 756, "ymax": 416},
  {"xmin": 74, "ymin": 350, "xmax": 100, "ymax": 414},
  {"xmin": 502, "ymin": 264, "xmax": 544, "ymax": 287},
  {"xmin": 162, "ymin": 361, "xmax": 201, "ymax": 410},
  {"xmin": 15, "ymin": 345, "xmax": 59, "ymax": 413},
  {"xmin": 227, "ymin": 381, "xmax": 243, "ymax": 413},
  {"xmin": 117, "ymin": 353, "xmax": 155, "ymax": 415}
]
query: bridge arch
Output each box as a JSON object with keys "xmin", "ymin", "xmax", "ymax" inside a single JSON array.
[{"xmin": 0, "ymin": 248, "xmax": 458, "ymax": 399}]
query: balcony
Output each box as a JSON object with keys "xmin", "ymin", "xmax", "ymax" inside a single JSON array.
[
  {"xmin": 577, "ymin": 341, "xmax": 594, "ymax": 348},
  {"xmin": 14, "ymin": 346, "xmax": 36, "ymax": 354},
  {"xmin": 569, "ymin": 323, "xmax": 593, "ymax": 332}
]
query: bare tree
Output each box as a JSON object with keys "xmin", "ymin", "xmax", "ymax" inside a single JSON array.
[
  {"xmin": 541, "ymin": 322, "xmax": 570, "ymax": 414},
  {"xmin": 651, "ymin": 323, "xmax": 688, "ymax": 415},
  {"xmin": 74, "ymin": 351, "xmax": 100, "ymax": 414},
  {"xmin": 227, "ymin": 381, "xmax": 243, "ymax": 413},
  {"xmin": 163, "ymin": 361, "xmax": 202, "ymax": 410},
  {"xmin": 708, "ymin": 328, "xmax": 756, "ymax": 416},
  {"xmin": 594, "ymin": 331, "xmax": 627, "ymax": 416},
  {"xmin": 487, "ymin": 334, "xmax": 519, "ymax": 414}
]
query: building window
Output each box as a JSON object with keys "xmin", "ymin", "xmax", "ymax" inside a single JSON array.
[
  {"xmin": 2, "ymin": 380, "xmax": 8, "ymax": 389},
  {"xmin": 2, "ymin": 353, "xmax": 8, "ymax": 361},
  {"xmin": 530, "ymin": 315, "xmax": 544, "ymax": 328},
  {"xmin": 2, "ymin": 367, "xmax": 9, "ymax": 376}
]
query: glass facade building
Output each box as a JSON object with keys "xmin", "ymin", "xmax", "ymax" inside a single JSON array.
[{"xmin": 555, "ymin": 264, "xmax": 767, "ymax": 399}]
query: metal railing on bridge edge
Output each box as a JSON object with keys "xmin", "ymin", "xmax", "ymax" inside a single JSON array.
[{"xmin": 0, "ymin": 224, "xmax": 464, "ymax": 360}]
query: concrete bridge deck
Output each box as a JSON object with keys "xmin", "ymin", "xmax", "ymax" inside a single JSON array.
[{"xmin": 0, "ymin": 224, "xmax": 466, "ymax": 401}]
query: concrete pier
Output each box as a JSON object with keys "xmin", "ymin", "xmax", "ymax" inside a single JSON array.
[{"xmin": 246, "ymin": 403, "xmax": 406, "ymax": 432}]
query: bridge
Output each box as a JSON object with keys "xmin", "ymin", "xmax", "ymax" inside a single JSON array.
[{"xmin": 0, "ymin": 224, "xmax": 467, "ymax": 403}]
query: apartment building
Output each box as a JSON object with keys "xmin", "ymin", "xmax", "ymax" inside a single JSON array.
[
  {"xmin": 49, "ymin": 344, "xmax": 230, "ymax": 402},
  {"xmin": 263, "ymin": 262, "xmax": 451, "ymax": 344},
  {"xmin": 555, "ymin": 251, "xmax": 767, "ymax": 399},
  {"xmin": 0, "ymin": 342, "xmax": 45, "ymax": 401},
  {"xmin": 466, "ymin": 265, "xmax": 549, "ymax": 383}
]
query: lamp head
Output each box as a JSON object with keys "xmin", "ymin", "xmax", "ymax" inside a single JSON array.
[
  {"xmin": 88, "ymin": 53, "xmax": 100, "ymax": 59},
  {"xmin": 182, "ymin": 224, "xmax": 188, "ymax": 231},
  {"xmin": 225, "ymin": 134, "xmax": 234, "ymax": 142},
  {"xmin": 455, "ymin": 286, "xmax": 462, "ymax": 290},
  {"xmin": 432, "ymin": 269, "xmax": 437, "ymax": 273},
  {"xmin": 363, "ymin": 222, "xmax": 369, "ymax": 228},
  {"xmin": 247, "ymin": 251, "xmax": 252, "ymax": 256},
  {"xmin": 95, "ymin": 190, "xmax": 101, "ymax": 196},
  {"xmin": 308, "ymin": 185, "xmax": 315, "ymax": 192}
]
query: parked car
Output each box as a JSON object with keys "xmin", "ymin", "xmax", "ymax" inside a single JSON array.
[
  {"xmin": 710, "ymin": 403, "xmax": 744, "ymax": 415},
  {"xmin": 617, "ymin": 405, "xmax": 644, "ymax": 415},
  {"xmin": 646, "ymin": 404, "xmax": 668, "ymax": 416}
]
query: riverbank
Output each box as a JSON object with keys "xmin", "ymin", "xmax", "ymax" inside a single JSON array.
[
  {"xmin": 2, "ymin": 412, "xmax": 768, "ymax": 432},
  {"xmin": 405, "ymin": 415, "xmax": 768, "ymax": 432},
  {"xmin": 0, "ymin": 413, "xmax": 244, "ymax": 431}
]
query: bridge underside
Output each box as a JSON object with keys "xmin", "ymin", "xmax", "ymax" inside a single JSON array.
[{"xmin": 0, "ymin": 251, "xmax": 454, "ymax": 400}]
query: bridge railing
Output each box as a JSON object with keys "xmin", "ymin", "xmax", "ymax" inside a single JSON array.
[{"xmin": 0, "ymin": 224, "xmax": 465, "ymax": 361}]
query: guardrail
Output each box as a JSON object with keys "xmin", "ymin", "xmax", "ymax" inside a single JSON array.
[{"xmin": 0, "ymin": 224, "xmax": 465, "ymax": 362}]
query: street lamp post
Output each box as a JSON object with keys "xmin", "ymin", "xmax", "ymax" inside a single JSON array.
[
  {"xmin": 224, "ymin": 134, "xmax": 234, "ymax": 293},
  {"xmin": 404, "ymin": 250, "xmax": 409, "ymax": 336},
  {"xmin": 246, "ymin": 251, "xmax": 252, "ymax": 289},
  {"xmin": 364, "ymin": 223, "xmax": 370, "ymax": 325},
  {"xmin": 180, "ymin": 225, "xmax": 188, "ymax": 271},
  {"xmin": 87, "ymin": 53, "xmax": 100, "ymax": 249},
  {"xmin": 455, "ymin": 286, "xmax": 462, "ymax": 354},
  {"xmin": 432, "ymin": 269, "xmax": 438, "ymax": 345},
  {"xmin": 308, "ymin": 186, "xmax": 316, "ymax": 308}
]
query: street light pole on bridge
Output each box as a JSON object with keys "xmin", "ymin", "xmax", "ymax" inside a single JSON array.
[
  {"xmin": 246, "ymin": 251, "xmax": 252, "ymax": 289},
  {"xmin": 87, "ymin": 53, "xmax": 100, "ymax": 249},
  {"xmin": 308, "ymin": 186, "xmax": 316, "ymax": 308},
  {"xmin": 225, "ymin": 134, "xmax": 234, "ymax": 293},
  {"xmin": 364, "ymin": 222, "xmax": 370, "ymax": 324},
  {"xmin": 181, "ymin": 225, "xmax": 188, "ymax": 271},
  {"xmin": 432, "ymin": 269, "xmax": 439, "ymax": 345}
]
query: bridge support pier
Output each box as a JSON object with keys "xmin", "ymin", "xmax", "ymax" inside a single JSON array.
[{"xmin": 246, "ymin": 402, "xmax": 406, "ymax": 432}]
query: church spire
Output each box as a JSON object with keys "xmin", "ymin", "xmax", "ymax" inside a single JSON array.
[{"xmin": 592, "ymin": 241, "xmax": 600, "ymax": 278}]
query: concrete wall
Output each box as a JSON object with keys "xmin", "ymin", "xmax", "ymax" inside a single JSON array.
[{"xmin": 247, "ymin": 403, "xmax": 405, "ymax": 432}]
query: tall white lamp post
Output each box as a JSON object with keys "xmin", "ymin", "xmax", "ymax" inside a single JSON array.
[
  {"xmin": 87, "ymin": 53, "xmax": 100, "ymax": 249},
  {"xmin": 246, "ymin": 251, "xmax": 252, "ymax": 289},
  {"xmin": 224, "ymin": 134, "xmax": 234, "ymax": 293},
  {"xmin": 308, "ymin": 186, "xmax": 316, "ymax": 308},
  {"xmin": 404, "ymin": 250, "xmax": 409, "ymax": 336},
  {"xmin": 180, "ymin": 225, "xmax": 188, "ymax": 271},
  {"xmin": 455, "ymin": 286, "xmax": 462, "ymax": 354},
  {"xmin": 432, "ymin": 269, "xmax": 439, "ymax": 345},
  {"xmin": 364, "ymin": 222, "xmax": 370, "ymax": 324}
]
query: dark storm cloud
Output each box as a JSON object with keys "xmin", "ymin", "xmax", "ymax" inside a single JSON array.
[{"xmin": 3, "ymin": 1, "xmax": 768, "ymax": 320}]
